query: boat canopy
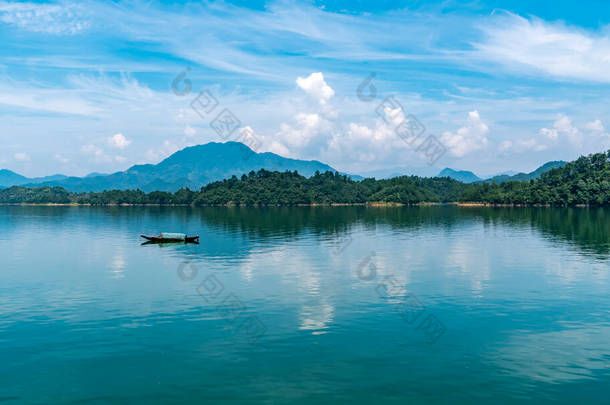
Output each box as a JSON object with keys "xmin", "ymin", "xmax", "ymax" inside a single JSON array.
[{"xmin": 160, "ymin": 233, "xmax": 186, "ymax": 240}]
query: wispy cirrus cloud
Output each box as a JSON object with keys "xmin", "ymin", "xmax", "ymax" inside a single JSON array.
[
  {"xmin": 0, "ymin": 1, "xmax": 90, "ymax": 35},
  {"xmin": 474, "ymin": 12, "xmax": 610, "ymax": 83}
]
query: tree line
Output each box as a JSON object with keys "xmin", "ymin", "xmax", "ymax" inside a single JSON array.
[{"xmin": 1, "ymin": 150, "xmax": 608, "ymax": 206}]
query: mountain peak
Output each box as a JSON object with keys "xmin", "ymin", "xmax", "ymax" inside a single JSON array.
[
  {"xmin": 437, "ymin": 168, "xmax": 481, "ymax": 183},
  {"xmin": 486, "ymin": 160, "xmax": 567, "ymax": 183},
  {"xmin": 6, "ymin": 141, "xmax": 339, "ymax": 192}
]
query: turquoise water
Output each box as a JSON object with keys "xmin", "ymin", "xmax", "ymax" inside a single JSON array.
[{"xmin": 1, "ymin": 206, "xmax": 609, "ymax": 404}]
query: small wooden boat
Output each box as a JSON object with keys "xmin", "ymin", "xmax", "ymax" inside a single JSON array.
[{"xmin": 140, "ymin": 233, "xmax": 200, "ymax": 243}]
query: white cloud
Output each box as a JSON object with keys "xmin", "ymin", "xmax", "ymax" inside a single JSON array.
[
  {"xmin": 585, "ymin": 119, "xmax": 605, "ymax": 132},
  {"xmin": 539, "ymin": 114, "xmax": 581, "ymax": 147},
  {"xmin": 14, "ymin": 152, "xmax": 30, "ymax": 162},
  {"xmin": 296, "ymin": 72, "xmax": 335, "ymax": 104},
  {"xmin": 519, "ymin": 139, "xmax": 546, "ymax": 152},
  {"xmin": 2, "ymin": 1, "xmax": 609, "ymax": 176},
  {"xmin": 498, "ymin": 140, "xmax": 512, "ymax": 152},
  {"xmin": 325, "ymin": 107, "xmax": 411, "ymax": 164},
  {"xmin": 184, "ymin": 125, "xmax": 196, "ymax": 137},
  {"xmin": 536, "ymin": 115, "xmax": 610, "ymax": 154},
  {"xmin": 539, "ymin": 127, "xmax": 558, "ymax": 140},
  {"xmin": 268, "ymin": 140, "xmax": 290, "ymax": 156},
  {"xmin": 108, "ymin": 133, "xmax": 131, "ymax": 149},
  {"xmin": 81, "ymin": 144, "xmax": 112, "ymax": 164},
  {"xmin": 0, "ymin": 74, "xmax": 158, "ymax": 117},
  {"xmin": 81, "ymin": 144, "xmax": 101, "ymax": 155},
  {"xmin": 54, "ymin": 154, "xmax": 69, "ymax": 164},
  {"xmin": 476, "ymin": 13, "xmax": 610, "ymax": 83},
  {"xmin": 498, "ymin": 139, "xmax": 547, "ymax": 153},
  {"xmin": 273, "ymin": 112, "xmax": 328, "ymax": 154},
  {"xmin": 554, "ymin": 116, "xmax": 579, "ymax": 139},
  {"xmin": 441, "ymin": 110, "xmax": 489, "ymax": 157},
  {"xmin": 0, "ymin": 1, "xmax": 90, "ymax": 35},
  {"xmin": 584, "ymin": 119, "xmax": 610, "ymax": 150},
  {"xmin": 0, "ymin": 84, "xmax": 102, "ymax": 116}
]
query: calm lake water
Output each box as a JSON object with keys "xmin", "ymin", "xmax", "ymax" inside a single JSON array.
[{"xmin": 1, "ymin": 206, "xmax": 609, "ymax": 404}]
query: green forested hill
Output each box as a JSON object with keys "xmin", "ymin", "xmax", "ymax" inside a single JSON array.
[
  {"xmin": 11, "ymin": 142, "xmax": 340, "ymax": 193},
  {"xmin": 485, "ymin": 160, "xmax": 567, "ymax": 183},
  {"xmin": 459, "ymin": 151, "xmax": 610, "ymax": 205},
  {"xmin": 1, "ymin": 151, "xmax": 608, "ymax": 207},
  {"xmin": 0, "ymin": 171, "xmax": 466, "ymax": 205}
]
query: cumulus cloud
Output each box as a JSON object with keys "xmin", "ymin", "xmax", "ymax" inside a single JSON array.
[
  {"xmin": 326, "ymin": 106, "xmax": 411, "ymax": 164},
  {"xmin": 585, "ymin": 119, "xmax": 605, "ymax": 132},
  {"xmin": 268, "ymin": 140, "xmax": 290, "ymax": 156},
  {"xmin": 539, "ymin": 114, "xmax": 582, "ymax": 147},
  {"xmin": 296, "ymin": 72, "xmax": 335, "ymax": 105},
  {"xmin": 14, "ymin": 152, "xmax": 30, "ymax": 162},
  {"xmin": 539, "ymin": 127, "xmax": 558, "ymax": 140},
  {"xmin": 108, "ymin": 133, "xmax": 131, "ymax": 149},
  {"xmin": 584, "ymin": 119, "xmax": 610, "ymax": 150},
  {"xmin": 271, "ymin": 112, "xmax": 330, "ymax": 157},
  {"xmin": 440, "ymin": 111, "xmax": 489, "ymax": 157},
  {"xmin": 537, "ymin": 116, "xmax": 610, "ymax": 153}
]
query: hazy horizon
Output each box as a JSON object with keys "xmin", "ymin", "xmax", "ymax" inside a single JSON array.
[{"xmin": 0, "ymin": 139, "xmax": 576, "ymax": 180}]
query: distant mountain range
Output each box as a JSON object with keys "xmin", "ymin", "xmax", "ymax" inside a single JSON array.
[
  {"xmin": 1, "ymin": 142, "xmax": 345, "ymax": 192},
  {"xmin": 435, "ymin": 161, "xmax": 567, "ymax": 184},
  {"xmin": 0, "ymin": 170, "xmax": 68, "ymax": 189},
  {"xmin": 484, "ymin": 161, "xmax": 567, "ymax": 183},
  {"xmin": 437, "ymin": 168, "xmax": 482, "ymax": 183},
  {"xmin": 0, "ymin": 141, "xmax": 570, "ymax": 192}
]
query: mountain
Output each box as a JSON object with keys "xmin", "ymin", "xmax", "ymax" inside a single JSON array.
[
  {"xmin": 18, "ymin": 142, "xmax": 341, "ymax": 192},
  {"xmin": 0, "ymin": 169, "xmax": 28, "ymax": 187},
  {"xmin": 0, "ymin": 143, "xmax": 570, "ymax": 192},
  {"xmin": 459, "ymin": 151, "xmax": 610, "ymax": 205},
  {"xmin": 0, "ymin": 169, "xmax": 68, "ymax": 187},
  {"xmin": 486, "ymin": 161, "xmax": 567, "ymax": 183},
  {"xmin": 437, "ymin": 168, "xmax": 481, "ymax": 183},
  {"xmin": 84, "ymin": 172, "xmax": 108, "ymax": 178}
]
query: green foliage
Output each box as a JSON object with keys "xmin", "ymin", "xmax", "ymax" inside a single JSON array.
[
  {"xmin": 0, "ymin": 186, "xmax": 72, "ymax": 204},
  {"xmin": 459, "ymin": 150, "xmax": 610, "ymax": 206},
  {"xmin": 1, "ymin": 150, "xmax": 608, "ymax": 206}
]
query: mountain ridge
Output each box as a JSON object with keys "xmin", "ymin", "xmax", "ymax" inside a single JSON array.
[
  {"xmin": 437, "ymin": 168, "xmax": 481, "ymax": 183},
  {"xmin": 12, "ymin": 142, "xmax": 345, "ymax": 192},
  {"xmin": 485, "ymin": 161, "xmax": 567, "ymax": 183},
  {"xmin": 0, "ymin": 142, "xmax": 572, "ymax": 192},
  {"xmin": 0, "ymin": 169, "xmax": 68, "ymax": 188}
]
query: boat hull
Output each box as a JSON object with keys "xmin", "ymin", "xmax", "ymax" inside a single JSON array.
[{"xmin": 140, "ymin": 234, "xmax": 200, "ymax": 243}]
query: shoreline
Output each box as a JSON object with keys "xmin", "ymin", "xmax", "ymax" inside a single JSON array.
[{"xmin": 0, "ymin": 202, "xmax": 595, "ymax": 207}]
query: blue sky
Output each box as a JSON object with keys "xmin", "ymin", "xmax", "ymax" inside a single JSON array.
[{"xmin": 1, "ymin": 0, "xmax": 610, "ymax": 177}]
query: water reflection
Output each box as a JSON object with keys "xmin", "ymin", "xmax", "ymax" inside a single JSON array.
[
  {"xmin": 1, "ymin": 206, "xmax": 608, "ymax": 257},
  {"xmin": 1, "ymin": 206, "xmax": 609, "ymax": 403}
]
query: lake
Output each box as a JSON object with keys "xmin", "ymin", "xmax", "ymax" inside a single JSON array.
[{"xmin": 1, "ymin": 206, "xmax": 609, "ymax": 404}]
